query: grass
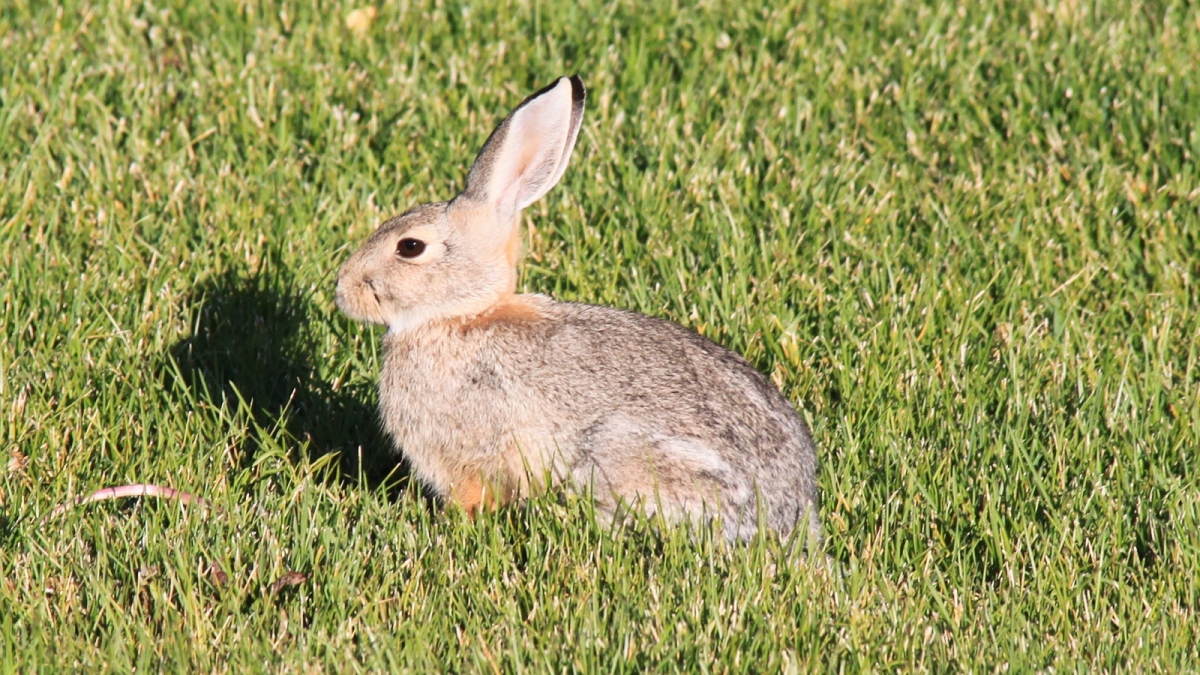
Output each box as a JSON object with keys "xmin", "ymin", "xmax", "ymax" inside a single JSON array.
[{"xmin": 2, "ymin": 0, "xmax": 1199, "ymax": 670}]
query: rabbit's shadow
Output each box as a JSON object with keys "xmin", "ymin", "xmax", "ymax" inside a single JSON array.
[{"xmin": 166, "ymin": 261, "xmax": 408, "ymax": 498}]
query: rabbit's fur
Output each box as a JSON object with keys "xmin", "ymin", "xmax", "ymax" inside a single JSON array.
[{"xmin": 337, "ymin": 76, "xmax": 820, "ymax": 544}]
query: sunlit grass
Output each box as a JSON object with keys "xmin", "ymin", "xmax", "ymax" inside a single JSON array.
[{"xmin": 2, "ymin": 0, "xmax": 1198, "ymax": 670}]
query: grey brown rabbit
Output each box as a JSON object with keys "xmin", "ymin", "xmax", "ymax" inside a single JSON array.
[{"xmin": 337, "ymin": 75, "xmax": 820, "ymax": 545}]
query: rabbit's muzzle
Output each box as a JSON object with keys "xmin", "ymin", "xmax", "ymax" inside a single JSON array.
[{"xmin": 336, "ymin": 273, "xmax": 384, "ymax": 326}]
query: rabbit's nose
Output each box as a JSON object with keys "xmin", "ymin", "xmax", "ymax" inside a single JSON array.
[{"xmin": 336, "ymin": 274, "xmax": 370, "ymax": 293}]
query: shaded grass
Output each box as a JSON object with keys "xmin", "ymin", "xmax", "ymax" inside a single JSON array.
[{"xmin": 2, "ymin": 0, "xmax": 1199, "ymax": 670}]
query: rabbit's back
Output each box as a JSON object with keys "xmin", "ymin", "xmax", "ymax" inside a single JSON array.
[{"xmin": 534, "ymin": 301, "xmax": 819, "ymax": 541}]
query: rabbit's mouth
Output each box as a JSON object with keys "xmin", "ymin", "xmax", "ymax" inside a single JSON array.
[
  {"xmin": 363, "ymin": 278, "xmax": 383, "ymax": 306},
  {"xmin": 335, "ymin": 275, "xmax": 388, "ymax": 327}
]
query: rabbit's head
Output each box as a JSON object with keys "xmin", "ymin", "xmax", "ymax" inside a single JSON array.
[{"xmin": 336, "ymin": 76, "xmax": 585, "ymax": 333}]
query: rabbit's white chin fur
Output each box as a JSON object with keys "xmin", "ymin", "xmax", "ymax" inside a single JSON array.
[
  {"xmin": 384, "ymin": 292, "xmax": 505, "ymax": 336},
  {"xmin": 383, "ymin": 306, "xmax": 443, "ymax": 336}
]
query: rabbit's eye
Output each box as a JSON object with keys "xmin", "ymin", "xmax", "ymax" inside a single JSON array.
[{"xmin": 397, "ymin": 238, "xmax": 426, "ymax": 258}]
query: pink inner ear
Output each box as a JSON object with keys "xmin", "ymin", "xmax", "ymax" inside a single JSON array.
[
  {"xmin": 500, "ymin": 146, "xmax": 539, "ymax": 209},
  {"xmin": 485, "ymin": 80, "xmax": 576, "ymax": 215}
]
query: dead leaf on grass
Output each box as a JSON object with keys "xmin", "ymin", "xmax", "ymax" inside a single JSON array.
[
  {"xmin": 207, "ymin": 560, "xmax": 229, "ymax": 587},
  {"xmin": 43, "ymin": 483, "xmax": 223, "ymax": 522},
  {"xmin": 269, "ymin": 570, "xmax": 311, "ymax": 595}
]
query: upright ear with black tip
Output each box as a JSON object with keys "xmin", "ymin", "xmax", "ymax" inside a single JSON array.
[{"xmin": 459, "ymin": 75, "xmax": 586, "ymax": 221}]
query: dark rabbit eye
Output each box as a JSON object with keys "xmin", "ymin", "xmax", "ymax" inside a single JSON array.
[{"xmin": 397, "ymin": 238, "xmax": 426, "ymax": 258}]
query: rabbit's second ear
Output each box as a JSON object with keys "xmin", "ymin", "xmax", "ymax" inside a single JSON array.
[{"xmin": 459, "ymin": 76, "xmax": 585, "ymax": 221}]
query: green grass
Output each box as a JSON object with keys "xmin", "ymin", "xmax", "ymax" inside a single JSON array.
[{"xmin": 2, "ymin": 0, "xmax": 1199, "ymax": 670}]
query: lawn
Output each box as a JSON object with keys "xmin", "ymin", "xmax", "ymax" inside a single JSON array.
[{"xmin": 2, "ymin": 0, "xmax": 1199, "ymax": 670}]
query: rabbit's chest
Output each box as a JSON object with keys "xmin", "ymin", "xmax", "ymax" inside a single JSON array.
[
  {"xmin": 377, "ymin": 337, "xmax": 555, "ymax": 486},
  {"xmin": 379, "ymin": 347, "xmax": 500, "ymax": 445}
]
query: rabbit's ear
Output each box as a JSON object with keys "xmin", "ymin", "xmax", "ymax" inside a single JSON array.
[{"xmin": 459, "ymin": 75, "xmax": 585, "ymax": 220}]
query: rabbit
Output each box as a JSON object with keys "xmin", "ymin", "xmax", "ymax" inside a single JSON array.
[{"xmin": 336, "ymin": 75, "xmax": 820, "ymax": 546}]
